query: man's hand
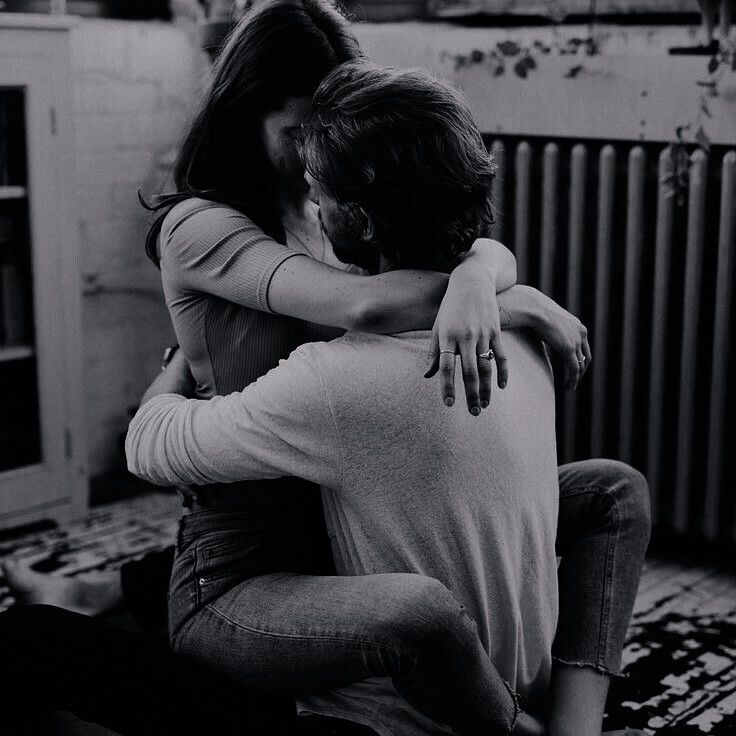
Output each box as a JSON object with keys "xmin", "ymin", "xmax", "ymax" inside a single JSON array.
[{"xmin": 140, "ymin": 348, "xmax": 196, "ymax": 406}]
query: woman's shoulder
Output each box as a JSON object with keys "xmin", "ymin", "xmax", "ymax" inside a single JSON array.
[{"xmin": 161, "ymin": 196, "xmax": 256, "ymax": 246}]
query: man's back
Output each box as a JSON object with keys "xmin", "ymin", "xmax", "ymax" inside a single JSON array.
[
  {"xmin": 299, "ymin": 328, "xmax": 559, "ymax": 731},
  {"xmin": 127, "ymin": 325, "xmax": 560, "ymax": 732}
]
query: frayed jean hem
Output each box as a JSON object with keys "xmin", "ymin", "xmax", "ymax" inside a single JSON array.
[{"xmin": 552, "ymin": 654, "xmax": 629, "ymax": 679}]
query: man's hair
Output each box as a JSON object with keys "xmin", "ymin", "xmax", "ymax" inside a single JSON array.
[{"xmin": 302, "ymin": 62, "xmax": 495, "ymax": 272}]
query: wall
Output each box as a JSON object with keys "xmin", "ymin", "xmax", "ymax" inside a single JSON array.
[
  {"xmin": 429, "ymin": 1, "xmax": 697, "ymax": 16},
  {"xmin": 70, "ymin": 20, "xmax": 203, "ymax": 477},
  {"xmin": 72, "ymin": 17, "xmax": 734, "ymax": 481}
]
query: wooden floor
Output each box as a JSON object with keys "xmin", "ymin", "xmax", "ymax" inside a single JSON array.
[{"xmin": 1, "ymin": 493, "xmax": 735, "ymax": 733}]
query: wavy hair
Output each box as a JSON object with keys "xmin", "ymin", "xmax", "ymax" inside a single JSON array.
[
  {"xmin": 142, "ymin": 0, "xmax": 361, "ymax": 265},
  {"xmin": 301, "ymin": 62, "xmax": 495, "ymax": 273}
]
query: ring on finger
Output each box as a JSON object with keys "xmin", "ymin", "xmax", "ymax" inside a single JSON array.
[
  {"xmin": 440, "ymin": 349, "xmax": 456, "ymax": 356},
  {"xmin": 477, "ymin": 349, "xmax": 494, "ymax": 361}
]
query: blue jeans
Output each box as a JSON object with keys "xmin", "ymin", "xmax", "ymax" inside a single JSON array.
[{"xmin": 168, "ymin": 459, "xmax": 650, "ymax": 734}]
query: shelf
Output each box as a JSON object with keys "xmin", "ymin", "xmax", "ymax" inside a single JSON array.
[
  {"xmin": 0, "ymin": 345, "xmax": 34, "ymax": 363},
  {"xmin": 0, "ymin": 186, "xmax": 27, "ymax": 201}
]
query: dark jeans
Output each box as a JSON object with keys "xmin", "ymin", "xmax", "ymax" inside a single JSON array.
[{"xmin": 164, "ymin": 460, "xmax": 649, "ymax": 735}]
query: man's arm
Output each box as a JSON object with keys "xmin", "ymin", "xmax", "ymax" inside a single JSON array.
[{"xmin": 126, "ymin": 346, "xmax": 341, "ymax": 490}]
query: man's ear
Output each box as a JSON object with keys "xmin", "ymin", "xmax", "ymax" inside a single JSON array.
[{"xmin": 356, "ymin": 205, "xmax": 374, "ymax": 242}]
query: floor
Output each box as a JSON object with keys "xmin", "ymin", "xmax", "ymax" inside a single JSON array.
[
  {"xmin": 605, "ymin": 559, "xmax": 736, "ymax": 733},
  {"xmin": 1, "ymin": 492, "xmax": 735, "ymax": 734}
]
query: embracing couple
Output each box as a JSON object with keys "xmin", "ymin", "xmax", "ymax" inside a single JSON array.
[{"xmin": 123, "ymin": 3, "xmax": 651, "ymax": 735}]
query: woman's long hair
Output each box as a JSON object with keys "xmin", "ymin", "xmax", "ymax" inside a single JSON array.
[{"xmin": 142, "ymin": 0, "xmax": 361, "ymax": 266}]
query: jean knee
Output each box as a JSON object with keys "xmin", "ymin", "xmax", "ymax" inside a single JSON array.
[
  {"xmin": 611, "ymin": 461, "xmax": 652, "ymax": 544},
  {"xmin": 388, "ymin": 576, "xmax": 472, "ymax": 655}
]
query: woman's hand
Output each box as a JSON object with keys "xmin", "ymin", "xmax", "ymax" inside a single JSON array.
[
  {"xmin": 502, "ymin": 286, "xmax": 591, "ymax": 390},
  {"xmin": 424, "ymin": 239, "xmax": 513, "ymax": 415}
]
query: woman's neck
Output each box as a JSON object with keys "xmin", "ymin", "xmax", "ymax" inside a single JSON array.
[
  {"xmin": 280, "ymin": 196, "xmax": 310, "ymax": 220},
  {"xmin": 276, "ymin": 175, "xmax": 310, "ymax": 220}
]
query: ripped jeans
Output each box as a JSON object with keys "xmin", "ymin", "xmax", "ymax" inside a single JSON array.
[{"xmin": 167, "ymin": 459, "xmax": 651, "ymax": 735}]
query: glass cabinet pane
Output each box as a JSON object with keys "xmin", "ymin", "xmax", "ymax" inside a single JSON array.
[{"xmin": 0, "ymin": 88, "xmax": 41, "ymax": 472}]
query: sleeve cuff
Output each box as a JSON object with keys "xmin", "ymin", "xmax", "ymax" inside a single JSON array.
[{"xmin": 257, "ymin": 250, "xmax": 309, "ymax": 314}]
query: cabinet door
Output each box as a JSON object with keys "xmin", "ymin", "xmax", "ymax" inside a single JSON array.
[{"xmin": 0, "ymin": 46, "xmax": 85, "ymax": 526}]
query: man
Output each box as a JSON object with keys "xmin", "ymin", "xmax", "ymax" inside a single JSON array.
[
  {"xmin": 128, "ymin": 62, "xmax": 652, "ymax": 736},
  {"xmin": 127, "ymin": 62, "xmax": 559, "ymax": 735}
]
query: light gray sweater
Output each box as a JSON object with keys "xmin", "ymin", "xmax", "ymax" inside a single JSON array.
[{"xmin": 126, "ymin": 328, "xmax": 559, "ymax": 733}]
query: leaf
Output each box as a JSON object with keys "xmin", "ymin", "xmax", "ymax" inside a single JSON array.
[
  {"xmin": 524, "ymin": 54, "xmax": 537, "ymax": 70},
  {"xmin": 513, "ymin": 59, "xmax": 528, "ymax": 78},
  {"xmin": 564, "ymin": 65, "xmax": 584, "ymax": 78},
  {"xmin": 470, "ymin": 49, "xmax": 485, "ymax": 64},
  {"xmin": 708, "ymin": 55, "xmax": 719, "ymax": 73},
  {"xmin": 695, "ymin": 125, "xmax": 712, "ymax": 152},
  {"xmin": 497, "ymin": 40, "xmax": 521, "ymax": 57},
  {"xmin": 584, "ymin": 37, "xmax": 599, "ymax": 56},
  {"xmin": 493, "ymin": 63, "xmax": 505, "ymax": 77},
  {"xmin": 700, "ymin": 98, "xmax": 713, "ymax": 118}
]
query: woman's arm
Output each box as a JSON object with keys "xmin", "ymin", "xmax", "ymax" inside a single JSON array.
[
  {"xmin": 496, "ymin": 285, "xmax": 592, "ymax": 390},
  {"xmin": 165, "ymin": 202, "xmax": 515, "ymax": 415},
  {"xmin": 269, "ymin": 238, "xmax": 516, "ymax": 416},
  {"xmin": 266, "ymin": 237, "xmax": 516, "ymax": 333}
]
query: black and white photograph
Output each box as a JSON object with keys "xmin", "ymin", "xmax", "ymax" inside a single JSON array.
[{"xmin": 0, "ymin": 0, "xmax": 735, "ymax": 734}]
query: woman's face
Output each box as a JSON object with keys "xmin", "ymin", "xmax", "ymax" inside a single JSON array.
[{"xmin": 260, "ymin": 96, "xmax": 313, "ymax": 185}]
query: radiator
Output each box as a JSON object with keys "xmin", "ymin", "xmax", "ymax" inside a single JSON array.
[{"xmin": 486, "ymin": 137, "xmax": 736, "ymax": 543}]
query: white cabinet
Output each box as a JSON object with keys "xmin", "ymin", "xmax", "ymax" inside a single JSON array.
[{"xmin": 0, "ymin": 14, "xmax": 86, "ymax": 528}]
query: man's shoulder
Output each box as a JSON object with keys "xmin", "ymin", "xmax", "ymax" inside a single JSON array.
[{"xmin": 297, "ymin": 331, "xmax": 427, "ymax": 362}]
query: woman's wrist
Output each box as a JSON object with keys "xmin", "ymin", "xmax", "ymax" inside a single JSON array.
[
  {"xmin": 497, "ymin": 285, "xmax": 545, "ymax": 330},
  {"xmin": 462, "ymin": 237, "xmax": 516, "ymax": 292}
]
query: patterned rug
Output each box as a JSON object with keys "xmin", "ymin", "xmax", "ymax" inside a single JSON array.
[
  {"xmin": 604, "ymin": 562, "xmax": 736, "ymax": 734},
  {"xmin": 0, "ymin": 492, "xmax": 179, "ymax": 612},
  {"xmin": 1, "ymin": 494, "xmax": 735, "ymax": 734}
]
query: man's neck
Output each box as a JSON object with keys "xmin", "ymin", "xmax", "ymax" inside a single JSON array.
[{"xmin": 377, "ymin": 254, "xmax": 397, "ymax": 275}]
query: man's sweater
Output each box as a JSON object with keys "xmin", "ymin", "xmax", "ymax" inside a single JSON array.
[{"xmin": 126, "ymin": 328, "xmax": 559, "ymax": 733}]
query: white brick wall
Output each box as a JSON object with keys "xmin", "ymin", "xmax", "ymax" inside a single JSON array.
[{"xmin": 70, "ymin": 20, "xmax": 206, "ymax": 478}]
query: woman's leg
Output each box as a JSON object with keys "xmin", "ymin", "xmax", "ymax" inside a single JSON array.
[
  {"xmin": 1, "ymin": 546, "xmax": 175, "ymax": 631},
  {"xmin": 549, "ymin": 459, "xmax": 651, "ymax": 736},
  {"xmin": 173, "ymin": 571, "xmax": 538, "ymax": 736}
]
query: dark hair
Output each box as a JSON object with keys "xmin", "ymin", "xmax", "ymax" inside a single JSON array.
[
  {"xmin": 142, "ymin": 0, "xmax": 361, "ymax": 266},
  {"xmin": 302, "ymin": 62, "xmax": 495, "ymax": 273}
]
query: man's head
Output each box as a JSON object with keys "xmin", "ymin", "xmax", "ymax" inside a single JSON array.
[{"xmin": 301, "ymin": 62, "xmax": 495, "ymax": 273}]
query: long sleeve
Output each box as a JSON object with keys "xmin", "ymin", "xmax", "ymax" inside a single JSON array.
[{"xmin": 125, "ymin": 345, "xmax": 342, "ymax": 490}]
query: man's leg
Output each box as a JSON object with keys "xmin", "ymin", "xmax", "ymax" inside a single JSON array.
[
  {"xmin": 173, "ymin": 571, "xmax": 542, "ymax": 736},
  {"xmin": 2, "ymin": 546, "xmax": 174, "ymax": 629},
  {"xmin": 0, "ymin": 603, "xmax": 300, "ymax": 735},
  {"xmin": 549, "ymin": 460, "xmax": 651, "ymax": 736}
]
